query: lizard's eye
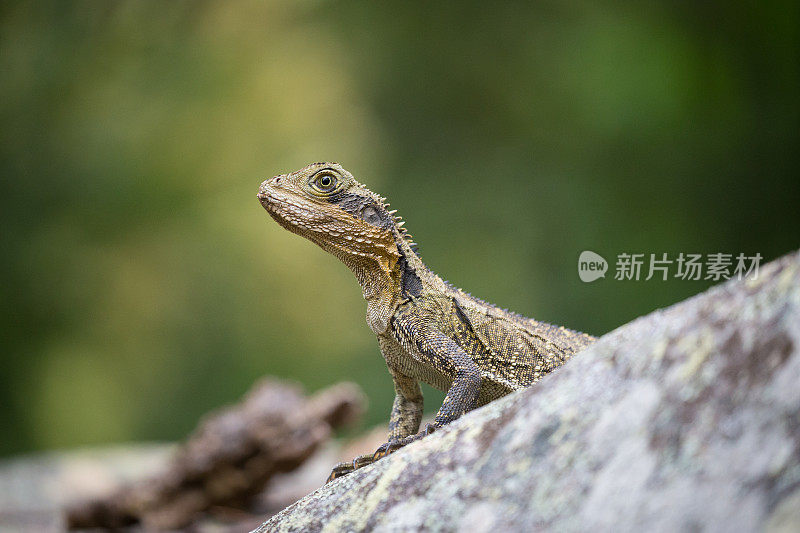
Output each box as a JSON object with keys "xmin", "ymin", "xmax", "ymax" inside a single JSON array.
[{"xmin": 309, "ymin": 171, "xmax": 340, "ymax": 195}]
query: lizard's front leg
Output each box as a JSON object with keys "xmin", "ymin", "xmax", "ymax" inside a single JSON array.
[
  {"xmin": 370, "ymin": 327, "xmax": 482, "ymax": 460},
  {"xmin": 327, "ymin": 370, "xmax": 423, "ymax": 483},
  {"xmin": 327, "ymin": 312, "xmax": 482, "ymax": 482}
]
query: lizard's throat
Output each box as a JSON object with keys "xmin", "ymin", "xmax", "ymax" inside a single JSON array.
[{"xmin": 336, "ymin": 250, "xmax": 399, "ymax": 301}]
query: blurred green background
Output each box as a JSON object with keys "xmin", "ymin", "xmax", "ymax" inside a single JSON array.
[{"xmin": 1, "ymin": 0, "xmax": 798, "ymax": 457}]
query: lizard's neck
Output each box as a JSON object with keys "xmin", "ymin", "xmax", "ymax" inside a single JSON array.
[
  {"xmin": 337, "ymin": 235, "xmax": 429, "ymax": 335},
  {"xmin": 341, "ymin": 254, "xmax": 396, "ymax": 301}
]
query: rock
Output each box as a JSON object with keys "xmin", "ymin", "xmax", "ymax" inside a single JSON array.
[{"xmin": 256, "ymin": 250, "xmax": 800, "ymax": 533}]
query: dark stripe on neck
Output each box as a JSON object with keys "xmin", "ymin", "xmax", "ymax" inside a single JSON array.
[{"xmin": 396, "ymin": 251, "xmax": 423, "ymax": 298}]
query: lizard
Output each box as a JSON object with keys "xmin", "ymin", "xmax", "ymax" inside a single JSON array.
[{"xmin": 257, "ymin": 162, "xmax": 596, "ymax": 482}]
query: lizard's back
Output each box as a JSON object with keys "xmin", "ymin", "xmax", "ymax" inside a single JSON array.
[{"xmin": 397, "ymin": 285, "xmax": 595, "ymax": 405}]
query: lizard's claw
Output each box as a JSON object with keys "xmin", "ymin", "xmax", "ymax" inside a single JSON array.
[
  {"xmin": 421, "ymin": 422, "xmax": 437, "ymax": 437},
  {"xmin": 326, "ymin": 461, "xmax": 354, "ymax": 483},
  {"xmin": 373, "ymin": 423, "xmax": 437, "ymax": 460},
  {"xmin": 372, "ymin": 440, "xmax": 403, "ymax": 461},
  {"xmin": 326, "ymin": 453, "xmax": 375, "ymax": 483},
  {"xmin": 327, "ymin": 425, "xmax": 438, "ymax": 483}
]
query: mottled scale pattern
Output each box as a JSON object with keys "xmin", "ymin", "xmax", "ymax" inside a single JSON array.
[
  {"xmin": 257, "ymin": 162, "xmax": 597, "ymax": 481},
  {"xmin": 392, "ymin": 291, "xmax": 594, "ymax": 410}
]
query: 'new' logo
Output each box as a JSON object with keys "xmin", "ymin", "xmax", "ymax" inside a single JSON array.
[{"xmin": 578, "ymin": 251, "xmax": 607, "ymax": 282}]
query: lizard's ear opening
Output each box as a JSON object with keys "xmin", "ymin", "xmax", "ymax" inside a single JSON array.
[{"xmin": 361, "ymin": 206, "xmax": 383, "ymax": 226}]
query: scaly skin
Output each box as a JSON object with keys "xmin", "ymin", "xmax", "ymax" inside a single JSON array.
[{"xmin": 257, "ymin": 163, "xmax": 596, "ymax": 482}]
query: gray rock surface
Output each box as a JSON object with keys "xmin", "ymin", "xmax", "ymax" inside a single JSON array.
[{"xmin": 256, "ymin": 250, "xmax": 800, "ymax": 533}]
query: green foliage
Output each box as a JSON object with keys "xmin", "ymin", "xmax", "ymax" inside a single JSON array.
[{"xmin": 1, "ymin": 0, "xmax": 797, "ymax": 456}]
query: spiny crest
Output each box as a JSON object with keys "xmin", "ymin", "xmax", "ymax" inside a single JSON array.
[
  {"xmin": 389, "ymin": 209, "xmax": 418, "ymax": 249},
  {"xmin": 356, "ymin": 182, "xmax": 417, "ymax": 249}
]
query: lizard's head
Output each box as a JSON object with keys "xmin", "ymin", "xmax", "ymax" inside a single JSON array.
[{"xmin": 258, "ymin": 162, "xmax": 411, "ymax": 274}]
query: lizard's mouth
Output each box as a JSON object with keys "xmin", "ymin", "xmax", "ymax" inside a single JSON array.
[
  {"xmin": 257, "ymin": 180, "xmax": 277, "ymax": 210},
  {"xmin": 257, "ymin": 195, "xmax": 272, "ymax": 214}
]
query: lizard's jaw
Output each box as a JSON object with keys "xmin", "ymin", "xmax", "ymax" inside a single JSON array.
[
  {"xmin": 257, "ymin": 179, "xmax": 311, "ymax": 224},
  {"xmin": 257, "ymin": 183, "xmax": 313, "ymax": 240},
  {"xmin": 257, "ymin": 177, "xmax": 278, "ymax": 208}
]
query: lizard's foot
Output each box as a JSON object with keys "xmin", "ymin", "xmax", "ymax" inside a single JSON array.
[
  {"xmin": 326, "ymin": 424, "xmax": 437, "ymax": 483},
  {"xmin": 373, "ymin": 423, "xmax": 437, "ymax": 460},
  {"xmin": 326, "ymin": 453, "xmax": 375, "ymax": 483}
]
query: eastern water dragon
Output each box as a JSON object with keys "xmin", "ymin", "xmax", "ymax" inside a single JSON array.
[{"xmin": 257, "ymin": 163, "xmax": 596, "ymax": 482}]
